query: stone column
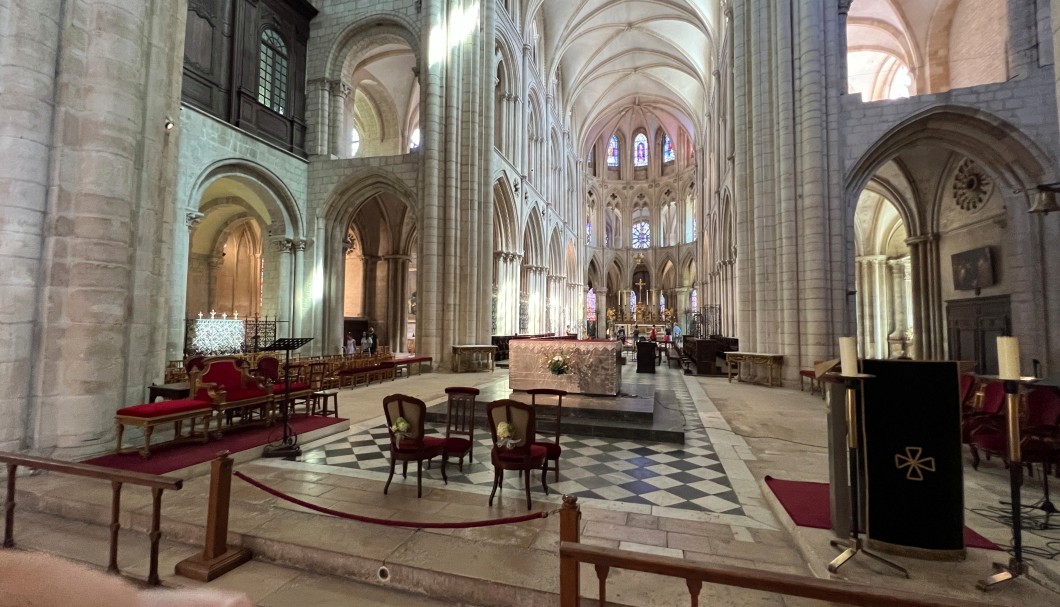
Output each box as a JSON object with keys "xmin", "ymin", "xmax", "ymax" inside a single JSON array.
[
  {"xmin": 837, "ymin": 0, "xmax": 853, "ymax": 89},
  {"xmin": 905, "ymin": 234, "xmax": 943, "ymax": 360},
  {"xmin": 888, "ymin": 257, "xmax": 909, "ymax": 356},
  {"xmin": 166, "ymin": 211, "xmax": 203, "ymax": 360},
  {"xmin": 386, "ymin": 255, "xmax": 411, "ymax": 353},
  {"xmin": 271, "ymin": 237, "xmax": 294, "ymax": 336},
  {"xmin": 363, "ymin": 255, "xmax": 382, "ymax": 330},
  {"xmin": 292, "ymin": 239, "xmax": 307, "ymax": 339},
  {"xmin": 510, "ymin": 253, "xmax": 523, "ymax": 333},
  {"xmin": 595, "ymin": 289, "xmax": 608, "ymax": 338},
  {"xmin": 15, "ymin": 0, "xmax": 186, "ymax": 455},
  {"xmin": 1007, "ymin": 0, "xmax": 1038, "ymax": 81},
  {"xmin": 327, "ymin": 79, "xmax": 351, "ymax": 157}
]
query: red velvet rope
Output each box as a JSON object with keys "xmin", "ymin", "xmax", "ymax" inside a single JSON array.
[{"xmin": 234, "ymin": 471, "xmax": 553, "ymax": 529}]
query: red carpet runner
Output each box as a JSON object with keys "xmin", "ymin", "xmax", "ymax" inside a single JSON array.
[
  {"xmin": 764, "ymin": 476, "xmax": 1000, "ymax": 551},
  {"xmin": 83, "ymin": 416, "xmax": 346, "ymax": 475}
]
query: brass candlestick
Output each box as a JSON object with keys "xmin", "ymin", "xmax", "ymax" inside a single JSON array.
[{"xmin": 828, "ymin": 373, "xmax": 909, "ymax": 578}]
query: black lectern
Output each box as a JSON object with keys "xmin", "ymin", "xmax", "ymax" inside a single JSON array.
[{"xmin": 261, "ymin": 337, "xmax": 313, "ymax": 458}]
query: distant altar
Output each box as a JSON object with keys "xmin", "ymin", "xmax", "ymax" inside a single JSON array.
[{"xmin": 508, "ymin": 338, "xmax": 621, "ymax": 396}]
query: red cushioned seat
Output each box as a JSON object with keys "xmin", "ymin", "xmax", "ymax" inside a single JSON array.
[
  {"xmin": 396, "ymin": 435, "xmax": 446, "ymax": 454},
  {"xmin": 222, "ymin": 387, "xmax": 268, "ymax": 402},
  {"xmin": 271, "ymin": 382, "xmax": 310, "ymax": 395},
  {"xmin": 116, "ymin": 399, "xmax": 213, "ymax": 418},
  {"xmin": 496, "ymin": 444, "xmax": 547, "ymax": 465},
  {"xmin": 535, "ymin": 441, "xmax": 561, "ymax": 459},
  {"xmin": 441, "ymin": 436, "xmax": 472, "ymax": 454}
]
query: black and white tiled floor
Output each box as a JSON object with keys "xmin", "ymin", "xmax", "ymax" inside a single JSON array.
[{"xmin": 298, "ymin": 368, "xmax": 745, "ymax": 514}]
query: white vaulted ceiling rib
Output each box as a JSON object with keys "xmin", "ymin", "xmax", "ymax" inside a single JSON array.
[{"xmin": 529, "ymin": 0, "xmax": 721, "ymax": 152}]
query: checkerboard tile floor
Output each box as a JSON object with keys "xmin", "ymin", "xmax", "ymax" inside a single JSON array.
[
  {"xmin": 300, "ymin": 426, "xmax": 742, "ymax": 513},
  {"xmin": 298, "ymin": 367, "xmax": 745, "ymax": 515}
]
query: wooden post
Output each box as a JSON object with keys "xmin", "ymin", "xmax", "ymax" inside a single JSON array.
[
  {"xmin": 3, "ymin": 463, "xmax": 16, "ymax": 548},
  {"xmin": 175, "ymin": 451, "xmax": 252, "ymax": 581},
  {"xmin": 559, "ymin": 495, "xmax": 581, "ymax": 607},
  {"xmin": 108, "ymin": 481, "xmax": 122, "ymax": 573},
  {"xmin": 148, "ymin": 487, "xmax": 163, "ymax": 585}
]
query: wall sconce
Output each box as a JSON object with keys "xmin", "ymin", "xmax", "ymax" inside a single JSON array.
[
  {"xmin": 1029, "ymin": 182, "xmax": 1060, "ymax": 215},
  {"xmin": 164, "ymin": 117, "xmax": 175, "ymax": 131}
]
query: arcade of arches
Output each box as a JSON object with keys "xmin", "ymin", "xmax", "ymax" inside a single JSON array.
[{"xmin": 1, "ymin": 1, "xmax": 1059, "ymax": 464}]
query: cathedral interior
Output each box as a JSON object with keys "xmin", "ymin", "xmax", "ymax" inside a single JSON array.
[{"xmin": 2, "ymin": 0, "xmax": 1060, "ymax": 605}]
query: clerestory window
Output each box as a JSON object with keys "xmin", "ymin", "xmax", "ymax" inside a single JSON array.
[{"xmin": 258, "ymin": 29, "xmax": 288, "ymax": 115}]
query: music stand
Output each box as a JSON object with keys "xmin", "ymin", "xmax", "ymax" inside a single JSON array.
[{"xmin": 261, "ymin": 337, "xmax": 313, "ymax": 458}]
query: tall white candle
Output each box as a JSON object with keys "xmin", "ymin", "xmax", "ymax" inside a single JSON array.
[
  {"xmin": 997, "ymin": 336, "xmax": 1020, "ymax": 380},
  {"xmin": 839, "ymin": 337, "xmax": 858, "ymax": 377}
]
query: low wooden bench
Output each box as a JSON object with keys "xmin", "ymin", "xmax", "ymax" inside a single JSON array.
[
  {"xmin": 115, "ymin": 398, "xmax": 214, "ymax": 458},
  {"xmin": 393, "ymin": 355, "xmax": 433, "ymax": 376}
]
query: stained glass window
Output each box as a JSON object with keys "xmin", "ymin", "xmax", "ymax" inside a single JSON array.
[
  {"xmin": 587, "ymin": 289, "xmax": 597, "ymax": 322},
  {"xmin": 257, "ymin": 29, "xmax": 288, "ymax": 115},
  {"xmin": 633, "ymin": 134, "xmax": 648, "ymax": 167},
  {"xmin": 663, "ymin": 135, "xmax": 675, "ymax": 163},
  {"xmin": 607, "ymin": 135, "xmax": 619, "ymax": 167},
  {"xmin": 631, "ymin": 221, "xmax": 650, "ymax": 249},
  {"xmin": 586, "ymin": 221, "xmax": 592, "ymax": 245},
  {"xmin": 690, "ymin": 288, "xmax": 698, "ymax": 311}
]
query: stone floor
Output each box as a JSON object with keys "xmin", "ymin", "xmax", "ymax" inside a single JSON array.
[{"xmin": 5, "ymin": 364, "xmax": 1060, "ymax": 606}]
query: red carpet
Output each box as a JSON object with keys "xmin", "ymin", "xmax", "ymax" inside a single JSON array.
[
  {"xmin": 83, "ymin": 416, "xmax": 347, "ymax": 475},
  {"xmin": 764, "ymin": 476, "xmax": 1000, "ymax": 551}
]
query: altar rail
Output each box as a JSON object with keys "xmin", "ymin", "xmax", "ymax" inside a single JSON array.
[
  {"xmin": 557, "ymin": 499, "xmax": 991, "ymax": 607},
  {"xmin": 1, "ymin": 452, "xmax": 182, "ymax": 585}
]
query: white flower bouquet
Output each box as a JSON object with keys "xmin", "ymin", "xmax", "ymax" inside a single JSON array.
[
  {"xmin": 496, "ymin": 421, "xmax": 517, "ymax": 448},
  {"xmin": 390, "ymin": 416, "xmax": 410, "ymax": 437},
  {"xmin": 547, "ymin": 354, "xmax": 572, "ymax": 375}
]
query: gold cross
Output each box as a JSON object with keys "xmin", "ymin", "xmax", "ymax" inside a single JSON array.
[
  {"xmin": 635, "ymin": 279, "xmax": 647, "ymax": 300},
  {"xmin": 895, "ymin": 446, "xmax": 936, "ymax": 481}
]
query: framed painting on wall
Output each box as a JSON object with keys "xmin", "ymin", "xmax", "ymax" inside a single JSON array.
[{"xmin": 952, "ymin": 246, "xmax": 995, "ymax": 291}]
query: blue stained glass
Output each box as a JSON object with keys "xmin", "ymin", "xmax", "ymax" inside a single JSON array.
[
  {"xmin": 634, "ymin": 134, "xmax": 648, "ymax": 167},
  {"xmin": 631, "ymin": 221, "xmax": 650, "ymax": 249},
  {"xmin": 607, "ymin": 135, "xmax": 619, "ymax": 167},
  {"xmin": 663, "ymin": 135, "xmax": 675, "ymax": 163}
]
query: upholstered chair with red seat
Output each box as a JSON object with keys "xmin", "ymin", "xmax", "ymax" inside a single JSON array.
[
  {"xmin": 383, "ymin": 394, "xmax": 447, "ymax": 498},
  {"xmin": 528, "ymin": 388, "xmax": 567, "ymax": 482},
  {"xmin": 963, "ymin": 380, "xmax": 1005, "ymax": 469},
  {"xmin": 256, "ymin": 356, "xmax": 281, "ymax": 382},
  {"xmin": 191, "ymin": 356, "xmax": 272, "ymax": 430},
  {"xmin": 487, "ymin": 399, "xmax": 549, "ymax": 510},
  {"xmin": 1021, "ymin": 388, "xmax": 1060, "ymax": 523},
  {"xmin": 441, "ymin": 386, "xmax": 480, "ymax": 473}
]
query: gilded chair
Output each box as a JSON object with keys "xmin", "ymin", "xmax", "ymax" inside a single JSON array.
[
  {"xmin": 528, "ymin": 388, "xmax": 567, "ymax": 482},
  {"xmin": 441, "ymin": 386, "xmax": 480, "ymax": 473},
  {"xmin": 383, "ymin": 394, "xmax": 447, "ymax": 498},
  {"xmin": 487, "ymin": 399, "xmax": 549, "ymax": 510}
]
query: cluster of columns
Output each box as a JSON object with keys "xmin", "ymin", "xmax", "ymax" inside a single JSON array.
[
  {"xmin": 522, "ymin": 264, "xmax": 548, "ymax": 333},
  {"xmin": 493, "ymin": 252, "xmax": 522, "ymax": 334},
  {"xmin": 855, "ymin": 255, "xmax": 913, "ymax": 359}
]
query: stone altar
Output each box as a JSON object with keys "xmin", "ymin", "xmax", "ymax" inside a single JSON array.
[{"xmin": 508, "ymin": 339, "xmax": 621, "ymax": 395}]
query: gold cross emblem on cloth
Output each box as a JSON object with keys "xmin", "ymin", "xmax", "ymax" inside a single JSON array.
[{"xmin": 895, "ymin": 446, "xmax": 936, "ymax": 481}]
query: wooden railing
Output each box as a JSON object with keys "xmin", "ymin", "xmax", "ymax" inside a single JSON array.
[
  {"xmin": 1, "ymin": 451, "xmax": 182, "ymax": 585},
  {"xmin": 558, "ymin": 497, "xmax": 994, "ymax": 607}
]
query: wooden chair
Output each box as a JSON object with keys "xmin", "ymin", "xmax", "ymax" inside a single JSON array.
[
  {"xmin": 487, "ymin": 399, "xmax": 549, "ymax": 510},
  {"xmin": 964, "ymin": 381, "xmax": 1006, "ymax": 469},
  {"xmin": 383, "ymin": 394, "xmax": 447, "ymax": 498},
  {"xmin": 528, "ymin": 388, "xmax": 567, "ymax": 482},
  {"xmin": 440, "ymin": 387, "xmax": 480, "ymax": 473},
  {"xmin": 307, "ymin": 361, "xmax": 339, "ymax": 417}
]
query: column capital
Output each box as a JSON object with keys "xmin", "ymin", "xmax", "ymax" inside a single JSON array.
[
  {"xmin": 185, "ymin": 211, "xmax": 205, "ymax": 229},
  {"xmin": 292, "ymin": 239, "xmax": 308, "ymax": 252},
  {"xmin": 837, "ymin": 0, "xmax": 853, "ymax": 14},
  {"xmin": 271, "ymin": 237, "xmax": 293, "ymax": 253},
  {"xmin": 384, "ymin": 254, "xmax": 411, "ymax": 262}
]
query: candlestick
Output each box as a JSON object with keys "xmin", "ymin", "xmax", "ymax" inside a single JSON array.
[
  {"xmin": 839, "ymin": 337, "xmax": 858, "ymax": 377},
  {"xmin": 997, "ymin": 336, "xmax": 1020, "ymax": 380}
]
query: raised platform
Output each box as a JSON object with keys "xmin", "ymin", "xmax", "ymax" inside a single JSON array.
[{"xmin": 423, "ymin": 380, "xmax": 684, "ymax": 443}]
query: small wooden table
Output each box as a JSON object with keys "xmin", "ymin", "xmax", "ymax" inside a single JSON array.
[
  {"xmin": 452, "ymin": 345, "xmax": 497, "ymax": 373},
  {"xmin": 725, "ymin": 352, "xmax": 784, "ymax": 387}
]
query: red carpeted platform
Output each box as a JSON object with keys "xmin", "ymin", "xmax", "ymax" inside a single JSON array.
[
  {"xmin": 83, "ymin": 416, "xmax": 347, "ymax": 475},
  {"xmin": 764, "ymin": 476, "xmax": 1000, "ymax": 551}
]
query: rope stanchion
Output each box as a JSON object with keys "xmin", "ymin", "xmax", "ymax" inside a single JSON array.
[{"xmin": 234, "ymin": 471, "xmax": 558, "ymax": 529}]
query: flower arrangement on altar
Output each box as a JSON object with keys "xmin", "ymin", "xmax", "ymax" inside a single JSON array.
[
  {"xmin": 496, "ymin": 421, "xmax": 517, "ymax": 448},
  {"xmin": 390, "ymin": 416, "xmax": 410, "ymax": 438},
  {"xmin": 546, "ymin": 353, "xmax": 573, "ymax": 375}
]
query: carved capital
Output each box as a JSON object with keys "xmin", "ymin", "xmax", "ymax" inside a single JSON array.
[
  {"xmin": 838, "ymin": 0, "xmax": 854, "ymax": 15},
  {"xmin": 292, "ymin": 239, "xmax": 308, "ymax": 252},
  {"xmin": 328, "ymin": 79, "xmax": 352, "ymax": 99},
  {"xmin": 272, "ymin": 237, "xmax": 294, "ymax": 253},
  {"xmin": 186, "ymin": 211, "xmax": 205, "ymax": 229}
]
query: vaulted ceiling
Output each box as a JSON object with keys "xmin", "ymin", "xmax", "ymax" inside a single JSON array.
[{"xmin": 530, "ymin": 0, "xmax": 723, "ymax": 153}]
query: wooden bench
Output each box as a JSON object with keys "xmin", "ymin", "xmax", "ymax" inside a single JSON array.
[
  {"xmin": 115, "ymin": 399, "xmax": 214, "ymax": 458},
  {"xmin": 393, "ymin": 355, "xmax": 433, "ymax": 376}
]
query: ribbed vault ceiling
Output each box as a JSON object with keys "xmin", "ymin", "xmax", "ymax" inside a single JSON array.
[{"xmin": 533, "ymin": 0, "xmax": 722, "ymax": 152}]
